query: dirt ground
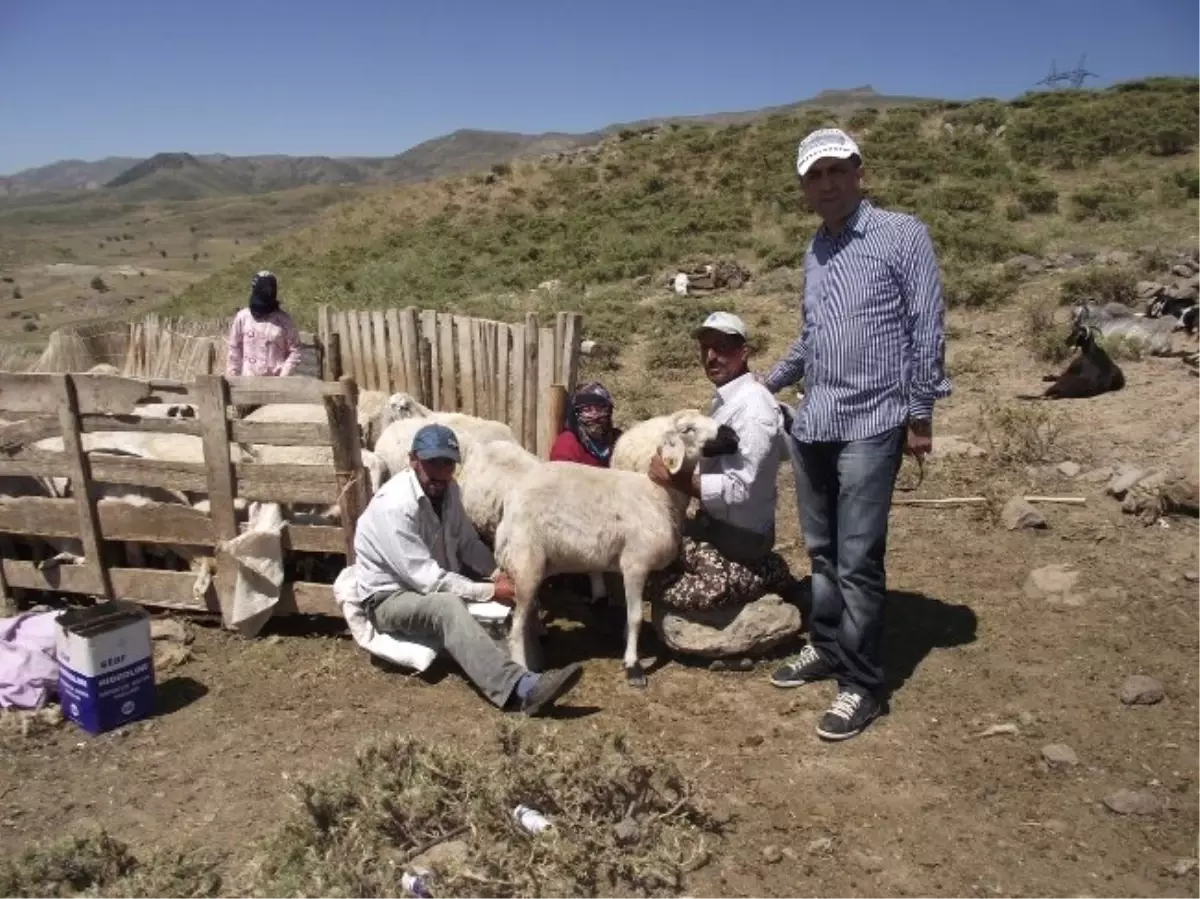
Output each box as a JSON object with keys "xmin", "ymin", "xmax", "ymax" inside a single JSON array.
[{"xmin": 2, "ymin": 294, "xmax": 1198, "ymax": 897}]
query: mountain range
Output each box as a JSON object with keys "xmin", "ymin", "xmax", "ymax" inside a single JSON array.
[{"xmin": 0, "ymin": 86, "xmax": 931, "ymax": 202}]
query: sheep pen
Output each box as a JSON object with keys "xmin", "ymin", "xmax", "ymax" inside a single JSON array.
[{"xmin": 0, "ymin": 371, "xmax": 373, "ymax": 625}]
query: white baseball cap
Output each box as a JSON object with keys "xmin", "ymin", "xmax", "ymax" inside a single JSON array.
[
  {"xmin": 692, "ymin": 311, "xmax": 748, "ymax": 340},
  {"xmin": 796, "ymin": 128, "xmax": 862, "ymax": 178}
]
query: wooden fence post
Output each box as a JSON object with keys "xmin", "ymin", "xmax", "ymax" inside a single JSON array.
[
  {"xmin": 536, "ymin": 327, "xmax": 556, "ymax": 458},
  {"xmin": 195, "ymin": 374, "xmax": 239, "ymax": 620},
  {"xmin": 324, "ymin": 376, "xmax": 370, "ymax": 561},
  {"xmin": 52, "ymin": 374, "xmax": 112, "ymax": 600},
  {"xmin": 327, "ymin": 333, "xmax": 343, "ymax": 381},
  {"xmin": 399, "ymin": 307, "xmax": 421, "ymax": 400},
  {"xmin": 542, "ymin": 385, "xmax": 568, "ymax": 461},
  {"xmin": 522, "ymin": 313, "xmax": 539, "ymax": 452},
  {"xmin": 418, "ymin": 337, "xmax": 433, "ymax": 409},
  {"xmin": 318, "ymin": 305, "xmax": 332, "ymax": 380}
]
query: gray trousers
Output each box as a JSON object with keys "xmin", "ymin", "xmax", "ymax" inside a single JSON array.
[
  {"xmin": 365, "ymin": 590, "xmax": 525, "ymax": 708},
  {"xmin": 685, "ymin": 512, "xmax": 775, "ymax": 566}
]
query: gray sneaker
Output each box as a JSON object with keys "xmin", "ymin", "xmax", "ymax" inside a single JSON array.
[
  {"xmin": 769, "ymin": 644, "xmax": 836, "ymax": 688},
  {"xmin": 520, "ymin": 663, "xmax": 584, "ymax": 716},
  {"xmin": 815, "ymin": 689, "xmax": 881, "ymax": 741}
]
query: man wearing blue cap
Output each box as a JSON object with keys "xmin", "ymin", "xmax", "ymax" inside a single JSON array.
[
  {"xmin": 354, "ymin": 422, "xmax": 583, "ymax": 715},
  {"xmin": 761, "ymin": 127, "xmax": 952, "ymax": 742}
]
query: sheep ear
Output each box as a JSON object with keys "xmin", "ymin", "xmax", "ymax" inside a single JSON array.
[{"xmin": 660, "ymin": 434, "xmax": 686, "ymax": 475}]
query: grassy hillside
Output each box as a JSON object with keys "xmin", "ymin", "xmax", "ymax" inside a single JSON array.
[{"xmin": 170, "ymin": 76, "xmax": 1199, "ymax": 335}]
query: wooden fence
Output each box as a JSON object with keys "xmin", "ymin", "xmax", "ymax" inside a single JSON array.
[
  {"xmin": 317, "ymin": 305, "xmax": 584, "ymax": 458},
  {"xmin": 24, "ymin": 314, "xmax": 322, "ymax": 381},
  {"xmin": 0, "ymin": 372, "xmax": 369, "ymax": 620}
]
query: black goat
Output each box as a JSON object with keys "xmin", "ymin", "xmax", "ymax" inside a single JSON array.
[
  {"xmin": 1147, "ymin": 294, "xmax": 1199, "ymax": 335},
  {"xmin": 1019, "ymin": 323, "xmax": 1125, "ymax": 400}
]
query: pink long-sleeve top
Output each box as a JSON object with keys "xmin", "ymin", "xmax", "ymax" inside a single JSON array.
[{"xmin": 225, "ymin": 307, "xmax": 301, "ymax": 377}]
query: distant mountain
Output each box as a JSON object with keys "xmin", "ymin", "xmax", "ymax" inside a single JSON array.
[{"xmin": 0, "ymin": 86, "xmax": 937, "ymax": 201}]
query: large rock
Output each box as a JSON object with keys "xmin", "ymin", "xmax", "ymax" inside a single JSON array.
[
  {"xmin": 1002, "ymin": 496, "xmax": 1047, "ymax": 531},
  {"xmin": 652, "ymin": 593, "xmax": 801, "ymax": 659}
]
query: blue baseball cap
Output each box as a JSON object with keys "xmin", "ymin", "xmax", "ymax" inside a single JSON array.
[{"xmin": 410, "ymin": 423, "xmax": 461, "ymax": 462}]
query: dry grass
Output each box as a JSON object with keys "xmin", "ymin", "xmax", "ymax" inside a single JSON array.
[
  {"xmin": 0, "ymin": 724, "xmax": 721, "ymax": 898},
  {"xmin": 977, "ymin": 396, "xmax": 1063, "ymax": 465}
]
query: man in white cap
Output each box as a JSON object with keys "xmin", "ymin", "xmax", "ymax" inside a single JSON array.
[
  {"xmin": 761, "ymin": 128, "xmax": 952, "ymax": 742},
  {"xmin": 645, "ymin": 311, "xmax": 792, "ymax": 625}
]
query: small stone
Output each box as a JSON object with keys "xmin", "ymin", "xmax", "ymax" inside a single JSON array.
[
  {"xmin": 850, "ymin": 849, "xmax": 885, "ymax": 873},
  {"xmin": 806, "ymin": 836, "xmax": 834, "ymax": 855},
  {"xmin": 1056, "ymin": 461, "xmax": 1082, "ymax": 478},
  {"xmin": 708, "ymin": 659, "xmax": 729, "ymax": 672},
  {"xmin": 762, "ymin": 845, "xmax": 783, "ymax": 864},
  {"xmin": 930, "ymin": 435, "xmax": 987, "ymax": 459},
  {"xmin": 1017, "ymin": 710, "xmax": 1036, "ymax": 727},
  {"xmin": 1002, "ymin": 496, "xmax": 1047, "ymax": 531},
  {"xmin": 1172, "ymin": 264, "xmax": 1193, "ymax": 278},
  {"xmin": 1079, "ymin": 466, "xmax": 1114, "ymax": 484},
  {"xmin": 1107, "ymin": 467, "xmax": 1146, "ymax": 499},
  {"xmin": 1024, "ymin": 564, "xmax": 1086, "ymax": 607},
  {"xmin": 1102, "ymin": 789, "xmax": 1161, "ymax": 815},
  {"xmin": 1136, "ymin": 280, "xmax": 1164, "ymax": 298},
  {"xmin": 613, "ymin": 817, "xmax": 641, "ymax": 846},
  {"xmin": 741, "ymin": 733, "xmax": 765, "ymax": 748},
  {"xmin": 1167, "ymin": 858, "xmax": 1198, "ymax": 877},
  {"xmin": 1041, "ymin": 743, "xmax": 1079, "ymax": 767},
  {"xmin": 410, "ymin": 838, "xmax": 470, "ymax": 874},
  {"xmin": 150, "ymin": 618, "xmax": 191, "ymax": 644},
  {"xmin": 1184, "ymin": 572, "xmax": 1198, "ymax": 583},
  {"xmin": 1120, "ymin": 675, "xmax": 1165, "ymax": 705}
]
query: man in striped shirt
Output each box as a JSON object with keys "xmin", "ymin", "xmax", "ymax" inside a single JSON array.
[{"xmin": 762, "ymin": 128, "xmax": 952, "ymax": 741}]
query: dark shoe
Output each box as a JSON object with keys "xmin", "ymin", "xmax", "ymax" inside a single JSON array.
[
  {"xmin": 816, "ymin": 688, "xmax": 880, "ymax": 741},
  {"xmin": 520, "ymin": 663, "xmax": 584, "ymax": 716},
  {"xmin": 769, "ymin": 644, "xmax": 836, "ymax": 688}
]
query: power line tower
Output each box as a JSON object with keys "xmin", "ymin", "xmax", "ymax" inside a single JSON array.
[
  {"xmin": 1035, "ymin": 54, "xmax": 1097, "ymax": 90},
  {"xmin": 1064, "ymin": 53, "xmax": 1098, "ymax": 89}
]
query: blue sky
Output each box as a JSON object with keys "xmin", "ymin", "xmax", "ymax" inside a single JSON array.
[{"xmin": 1, "ymin": 0, "xmax": 1196, "ymax": 174}]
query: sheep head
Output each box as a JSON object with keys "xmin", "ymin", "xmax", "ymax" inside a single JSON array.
[
  {"xmin": 660, "ymin": 432, "xmax": 688, "ymax": 475},
  {"xmin": 379, "ymin": 392, "xmax": 431, "ymax": 433},
  {"xmin": 668, "ymin": 410, "xmax": 739, "ymax": 458}
]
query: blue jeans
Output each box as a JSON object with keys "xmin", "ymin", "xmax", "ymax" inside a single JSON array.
[{"xmin": 789, "ymin": 426, "xmax": 905, "ymax": 695}]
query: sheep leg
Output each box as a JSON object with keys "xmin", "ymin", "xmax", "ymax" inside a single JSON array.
[
  {"xmin": 508, "ymin": 564, "xmax": 546, "ymax": 673},
  {"xmin": 620, "ymin": 566, "xmax": 648, "ymax": 688}
]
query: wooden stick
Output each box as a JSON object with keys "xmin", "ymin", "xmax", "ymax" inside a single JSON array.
[{"xmin": 894, "ymin": 495, "xmax": 1086, "ymax": 507}]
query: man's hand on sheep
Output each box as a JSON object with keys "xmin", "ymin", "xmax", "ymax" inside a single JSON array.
[
  {"xmin": 490, "ymin": 571, "xmax": 517, "ymax": 605},
  {"xmin": 647, "ymin": 451, "xmax": 700, "ymax": 498}
]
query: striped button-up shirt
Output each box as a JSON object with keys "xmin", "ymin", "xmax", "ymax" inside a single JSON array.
[{"xmin": 764, "ymin": 200, "xmax": 952, "ymax": 443}]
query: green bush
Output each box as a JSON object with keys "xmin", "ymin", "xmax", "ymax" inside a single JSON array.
[
  {"xmin": 927, "ymin": 182, "xmax": 994, "ymax": 213},
  {"xmin": 944, "ymin": 99, "xmax": 1008, "ymax": 131},
  {"xmin": 1068, "ymin": 185, "xmax": 1137, "ymax": 222},
  {"xmin": 1016, "ymin": 182, "xmax": 1059, "ymax": 213},
  {"xmin": 943, "ymin": 267, "xmax": 1021, "ymax": 309},
  {"xmin": 1005, "ymin": 201, "xmax": 1029, "ymax": 221},
  {"xmin": 1059, "ymin": 267, "xmax": 1137, "ymax": 306}
]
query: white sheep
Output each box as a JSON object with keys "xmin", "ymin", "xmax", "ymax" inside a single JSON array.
[
  {"xmin": 494, "ymin": 421, "xmax": 739, "ymax": 687},
  {"xmin": 374, "ymin": 407, "xmax": 516, "ymax": 480},
  {"xmin": 246, "ymin": 443, "xmax": 389, "ymax": 525},
  {"xmin": 611, "ymin": 409, "xmax": 713, "ymax": 473}
]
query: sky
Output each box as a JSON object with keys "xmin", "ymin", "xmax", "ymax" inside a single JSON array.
[{"xmin": 1, "ymin": 0, "xmax": 1197, "ymax": 175}]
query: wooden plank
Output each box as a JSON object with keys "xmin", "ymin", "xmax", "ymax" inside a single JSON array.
[
  {"xmin": 324, "ymin": 376, "xmax": 370, "ymax": 561},
  {"xmin": 230, "ymin": 419, "xmax": 331, "ymax": 446},
  {"xmin": 194, "ymin": 375, "xmax": 238, "ymax": 619},
  {"xmin": 385, "ymin": 308, "xmax": 406, "ymax": 394},
  {"xmin": 438, "ymin": 312, "xmax": 457, "ymax": 412},
  {"xmin": 358, "ymin": 310, "xmax": 378, "ymax": 391},
  {"xmin": 496, "ymin": 323, "xmax": 510, "ymax": 427},
  {"xmin": 456, "ymin": 315, "xmax": 476, "ymax": 416},
  {"xmin": 536, "ymin": 327, "xmax": 556, "ymax": 458},
  {"xmin": 0, "ymin": 497, "xmax": 345, "ymax": 553},
  {"xmin": 522, "ymin": 314, "xmax": 539, "ymax": 452},
  {"xmin": 418, "ymin": 337, "xmax": 433, "ymax": 410},
  {"xmin": 0, "ymin": 560, "xmax": 338, "ymax": 618},
  {"xmin": 554, "ymin": 311, "xmax": 567, "ymax": 384},
  {"xmin": 53, "ymin": 375, "xmax": 111, "ymax": 598},
  {"xmin": 335, "ymin": 311, "xmax": 351, "ymax": 381},
  {"xmin": 510, "ymin": 324, "xmax": 526, "ymax": 443},
  {"xmin": 543, "ymin": 385, "xmax": 568, "ymax": 464},
  {"xmin": 486, "ymin": 322, "xmax": 500, "ymax": 420},
  {"xmin": 561, "ymin": 311, "xmax": 582, "ymax": 392},
  {"xmin": 0, "ymin": 416, "xmax": 60, "ymax": 450},
  {"xmin": 318, "ymin": 305, "xmax": 333, "ymax": 380},
  {"xmin": 371, "ymin": 309, "xmax": 391, "ymax": 393},
  {"xmin": 421, "ymin": 309, "xmax": 440, "ymax": 409},
  {"xmin": 399, "ymin": 307, "xmax": 421, "ymax": 403},
  {"xmin": 471, "ymin": 319, "xmax": 487, "ymax": 419},
  {"xmin": 344, "ymin": 310, "xmax": 366, "ymax": 390},
  {"xmin": 226, "ymin": 375, "xmax": 352, "ymax": 406}
]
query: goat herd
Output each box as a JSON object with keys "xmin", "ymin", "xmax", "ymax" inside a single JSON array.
[{"xmin": 1024, "ymin": 294, "xmax": 1198, "ymax": 401}]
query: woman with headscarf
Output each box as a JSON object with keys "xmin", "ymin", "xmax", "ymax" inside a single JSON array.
[
  {"xmin": 549, "ymin": 381, "xmax": 621, "ymax": 467},
  {"xmin": 226, "ymin": 270, "xmax": 302, "ymax": 378}
]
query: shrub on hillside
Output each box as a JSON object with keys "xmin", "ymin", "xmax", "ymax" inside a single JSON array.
[
  {"xmin": 927, "ymin": 182, "xmax": 994, "ymax": 213},
  {"xmin": 944, "ymin": 99, "xmax": 1008, "ymax": 131},
  {"xmin": 1068, "ymin": 184, "xmax": 1137, "ymax": 222},
  {"xmin": 1016, "ymin": 182, "xmax": 1059, "ymax": 213},
  {"xmin": 90, "ymin": 275, "xmax": 109, "ymax": 292},
  {"xmin": 1159, "ymin": 168, "xmax": 1200, "ymax": 204},
  {"xmin": 1059, "ymin": 267, "xmax": 1137, "ymax": 307},
  {"xmin": 942, "ymin": 267, "xmax": 1021, "ymax": 309}
]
